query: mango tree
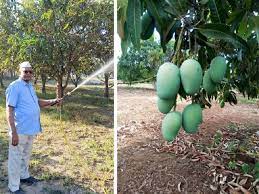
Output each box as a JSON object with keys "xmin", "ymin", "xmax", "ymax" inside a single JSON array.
[
  {"xmin": 0, "ymin": 0, "xmax": 113, "ymax": 98},
  {"xmin": 117, "ymin": 0, "xmax": 259, "ymax": 141},
  {"xmin": 0, "ymin": 0, "xmax": 21, "ymax": 86},
  {"xmin": 118, "ymin": 39, "xmax": 173, "ymax": 84}
]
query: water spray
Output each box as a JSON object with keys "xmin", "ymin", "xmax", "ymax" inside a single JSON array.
[{"xmin": 51, "ymin": 58, "xmax": 114, "ymax": 106}]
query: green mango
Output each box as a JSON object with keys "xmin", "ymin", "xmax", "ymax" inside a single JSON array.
[
  {"xmin": 220, "ymin": 100, "xmax": 225, "ymax": 108},
  {"xmin": 156, "ymin": 62, "xmax": 180, "ymax": 99},
  {"xmin": 140, "ymin": 12, "xmax": 155, "ymax": 40},
  {"xmin": 157, "ymin": 97, "xmax": 175, "ymax": 114},
  {"xmin": 203, "ymin": 69, "xmax": 217, "ymax": 94},
  {"xmin": 182, "ymin": 103, "xmax": 203, "ymax": 134},
  {"xmin": 162, "ymin": 111, "xmax": 182, "ymax": 142},
  {"xmin": 180, "ymin": 59, "xmax": 202, "ymax": 95},
  {"xmin": 209, "ymin": 56, "xmax": 227, "ymax": 83}
]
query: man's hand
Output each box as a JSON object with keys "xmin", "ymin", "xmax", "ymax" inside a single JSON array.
[
  {"xmin": 6, "ymin": 106, "xmax": 18, "ymax": 146},
  {"xmin": 12, "ymin": 131, "xmax": 19, "ymax": 146},
  {"xmin": 52, "ymin": 98, "xmax": 63, "ymax": 106}
]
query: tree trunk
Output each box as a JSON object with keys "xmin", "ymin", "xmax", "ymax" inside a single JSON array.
[
  {"xmin": 10, "ymin": 70, "xmax": 15, "ymax": 79},
  {"xmin": 71, "ymin": 74, "xmax": 80, "ymax": 88},
  {"xmin": 41, "ymin": 74, "xmax": 47, "ymax": 95},
  {"xmin": 0, "ymin": 72, "xmax": 4, "ymax": 88},
  {"xmin": 74, "ymin": 74, "xmax": 80, "ymax": 88},
  {"xmin": 34, "ymin": 75, "xmax": 38, "ymax": 85},
  {"xmin": 104, "ymin": 73, "xmax": 109, "ymax": 99},
  {"xmin": 56, "ymin": 76, "xmax": 64, "ymax": 98}
]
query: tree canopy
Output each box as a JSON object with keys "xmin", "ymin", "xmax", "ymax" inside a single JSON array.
[
  {"xmin": 0, "ymin": 0, "xmax": 113, "ymax": 97},
  {"xmin": 118, "ymin": 40, "xmax": 169, "ymax": 84},
  {"xmin": 118, "ymin": 0, "xmax": 259, "ymax": 100}
]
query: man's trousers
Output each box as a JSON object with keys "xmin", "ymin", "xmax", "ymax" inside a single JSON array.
[{"xmin": 8, "ymin": 135, "xmax": 34, "ymax": 192}]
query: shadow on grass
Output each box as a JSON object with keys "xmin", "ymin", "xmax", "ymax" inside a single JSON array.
[
  {"xmin": 38, "ymin": 87, "xmax": 114, "ymax": 128},
  {"xmin": 0, "ymin": 89, "xmax": 6, "ymax": 109},
  {"xmin": 0, "ymin": 135, "xmax": 100, "ymax": 194},
  {"xmin": 0, "ymin": 84, "xmax": 114, "ymax": 193},
  {"xmin": 0, "ymin": 85, "xmax": 114, "ymax": 128},
  {"xmin": 0, "ymin": 132, "xmax": 9, "ymax": 191}
]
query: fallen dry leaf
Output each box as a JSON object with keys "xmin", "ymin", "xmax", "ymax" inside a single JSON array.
[
  {"xmin": 210, "ymin": 184, "xmax": 218, "ymax": 191},
  {"xmin": 239, "ymin": 178, "xmax": 248, "ymax": 186},
  {"xmin": 191, "ymin": 158, "xmax": 200, "ymax": 162},
  {"xmin": 228, "ymin": 182, "xmax": 251, "ymax": 194},
  {"xmin": 177, "ymin": 182, "xmax": 182, "ymax": 192}
]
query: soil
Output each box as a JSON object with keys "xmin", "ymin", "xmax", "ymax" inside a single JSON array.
[{"xmin": 117, "ymin": 87, "xmax": 259, "ymax": 194}]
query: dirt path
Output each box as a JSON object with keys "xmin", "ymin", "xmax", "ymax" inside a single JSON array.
[{"xmin": 117, "ymin": 87, "xmax": 259, "ymax": 193}]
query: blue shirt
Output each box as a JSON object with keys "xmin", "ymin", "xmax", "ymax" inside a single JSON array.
[{"xmin": 5, "ymin": 78, "xmax": 42, "ymax": 135}]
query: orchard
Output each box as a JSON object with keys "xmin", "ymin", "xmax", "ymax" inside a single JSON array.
[
  {"xmin": 118, "ymin": 0, "xmax": 259, "ymax": 141},
  {"xmin": 118, "ymin": 0, "xmax": 259, "ymax": 193}
]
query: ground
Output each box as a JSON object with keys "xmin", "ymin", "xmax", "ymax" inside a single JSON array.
[
  {"xmin": 118, "ymin": 86, "xmax": 259, "ymax": 194},
  {"xmin": 0, "ymin": 83, "xmax": 114, "ymax": 194}
]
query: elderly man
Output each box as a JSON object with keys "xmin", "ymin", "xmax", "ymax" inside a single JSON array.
[{"xmin": 5, "ymin": 61, "xmax": 62, "ymax": 194}]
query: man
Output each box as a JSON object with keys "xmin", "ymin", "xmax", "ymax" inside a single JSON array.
[{"xmin": 5, "ymin": 61, "xmax": 62, "ymax": 194}]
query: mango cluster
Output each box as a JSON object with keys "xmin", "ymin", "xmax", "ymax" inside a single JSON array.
[
  {"xmin": 156, "ymin": 56, "xmax": 227, "ymax": 142},
  {"xmin": 203, "ymin": 56, "xmax": 227, "ymax": 95}
]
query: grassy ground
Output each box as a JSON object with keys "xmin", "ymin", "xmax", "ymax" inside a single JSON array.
[
  {"xmin": 237, "ymin": 95, "xmax": 259, "ymax": 105},
  {"xmin": 0, "ymin": 83, "xmax": 114, "ymax": 193}
]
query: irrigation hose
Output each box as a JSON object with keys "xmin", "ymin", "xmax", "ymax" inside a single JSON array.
[{"xmin": 50, "ymin": 92, "xmax": 72, "ymax": 106}]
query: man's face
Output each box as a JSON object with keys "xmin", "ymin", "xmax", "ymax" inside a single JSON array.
[{"xmin": 20, "ymin": 67, "xmax": 33, "ymax": 81}]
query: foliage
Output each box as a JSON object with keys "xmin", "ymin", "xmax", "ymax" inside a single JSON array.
[
  {"xmin": 118, "ymin": 39, "xmax": 173, "ymax": 84},
  {"xmin": 241, "ymin": 163, "xmax": 252, "ymax": 174},
  {"xmin": 118, "ymin": 0, "xmax": 259, "ymax": 99},
  {"xmin": 0, "ymin": 0, "xmax": 113, "ymax": 97},
  {"xmin": 213, "ymin": 130, "xmax": 223, "ymax": 146},
  {"xmin": 228, "ymin": 160, "xmax": 237, "ymax": 170}
]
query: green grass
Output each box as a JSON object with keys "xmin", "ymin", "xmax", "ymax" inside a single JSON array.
[
  {"xmin": 0, "ymin": 84, "xmax": 114, "ymax": 193},
  {"xmin": 237, "ymin": 95, "xmax": 258, "ymax": 105}
]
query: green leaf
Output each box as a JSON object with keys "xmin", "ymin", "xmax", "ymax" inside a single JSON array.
[
  {"xmin": 252, "ymin": 16, "xmax": 259, "ymax": 44},
  {"xmin": 118, "ymin": 1, "xmax": 128, "ymax": 20},
  {"xmin": 41, "ymin": 10, "xmax": 53, "ymax": 21},
  {"xmin": 227, "ymin": 10, "xmax": 246, "ymax": 31},
  {"xmin": 245, "ymin": 0, "xmax": 252, "ymax": 10},
  {"xmin": 118, "ymin": 0, "xmax": 128, "ymax": 11},
  {"xmin": 198, "ymin": 47, "xmax": 207, "ymax": 70},
  {"xmin": 197, "ymin": 24, "xmax": 249, "ymax": 50},
  {"xmin": 63, "ymin": 23, "xmax": 69, "ymax": 30},
  {"xmin": 117, "ymin": 0, "xmax": 128, "ymax": 39},
  {"xmin": 118, "ymin": 19, "xmax": 125, "ymax": 40},
  {"xmin": 254, "ymin": 162, "xmax": 259, "ymax": 172},
  {"xmin": 165, "ymin": 20, "xmax": 181, "ymax": 43},
  {"xmin": 165, "ymin": 0, "xmax": 189, "ymax": 17},
  {"xmin": 228, "ymin": 161, "xmax": 237, "ymax": 170},
  {"xmin": 208, "ymin": 0, "xmax": 221, "ymax": 23},
  {"xmin": 126, "ymin": 0, "xmax": 141, "ymax": 49},
  {"xmin": 121, "ymin": 38, "xmax": 129, "ymax": 55},
  {"xmin": 145, "ymin": 0, "xmax": 177, "ymax": 52},
  {"xmin": 144, "ymin": 0, "xmax": 164, "ymax": 28},
  {"xmin": 227, "ymin": 0, "xmax": 236, "ymax": 9},
  {"xmin": 121, "ymin": 21, "xmax": 130, "ymax": 55},
  {"xmin": 199, "ymin": 0, "xmax": 209, "ymax": 5},
  {"xmin": 238, "ymin": 12, "xmax": 249, "ymax": 39},
  {"xmin": 241, "ymin": 163, "xmax": 252, "ymax": 174}
]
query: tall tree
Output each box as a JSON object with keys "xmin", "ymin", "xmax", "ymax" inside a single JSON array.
[{"xmin": 0, "ymin": 0, "xmax": 113, "ymax": 97}]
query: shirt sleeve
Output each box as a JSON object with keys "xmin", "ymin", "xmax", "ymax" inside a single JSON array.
[{"xmin": 5, "ymin": 84, "xmax": 19, "ymax": 108}]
